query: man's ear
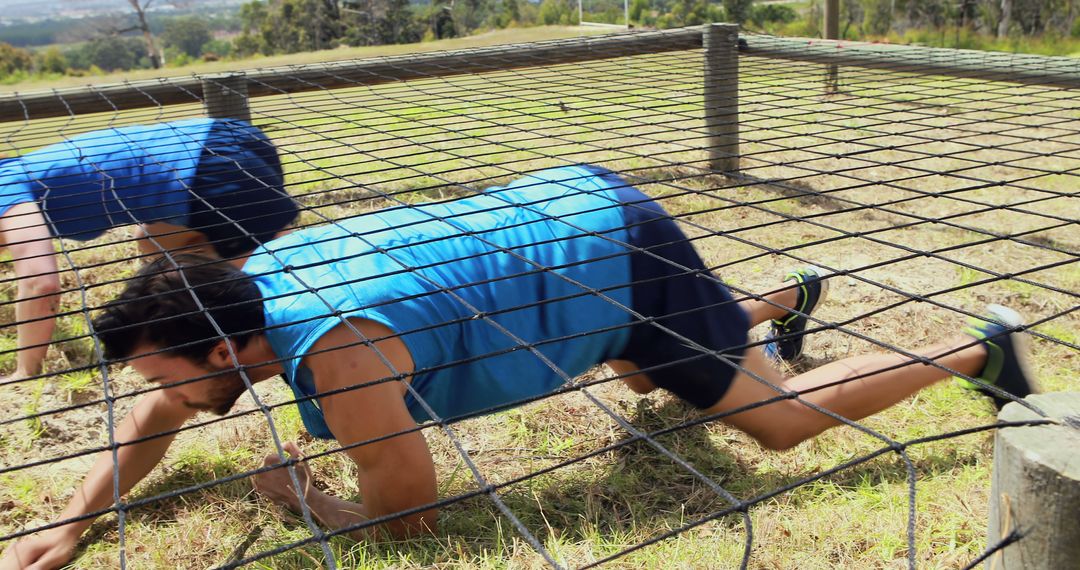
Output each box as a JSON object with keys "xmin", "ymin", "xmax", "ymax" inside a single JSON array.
[{"xmin": 207, "ymin": 339, "xmax": 234, "ymax": 368}]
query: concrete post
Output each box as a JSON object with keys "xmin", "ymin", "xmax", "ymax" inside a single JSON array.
[
  {"xmin": 703, "ymin": 23, "xmax": 739, "ymax": 173},
  {"xmin": 987, "ymin": 392, "xmax": 1080, "ymax": 568},
  {"xmin": 824, "ymin": 0, "xmax": 840, "ymax": 92},
  {"xmin": 202, "ymin": 74, "xmax": 251, "ymax": 123}
]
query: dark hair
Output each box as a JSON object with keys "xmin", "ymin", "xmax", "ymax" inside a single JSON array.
[{"xmin": 93, "ymin": 253, "xmax": 266, "ymax": 363}]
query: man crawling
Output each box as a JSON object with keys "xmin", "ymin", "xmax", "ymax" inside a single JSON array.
[{"xmin": 0, "ymin": 165, "xmax": 1034, "ymax": 568}]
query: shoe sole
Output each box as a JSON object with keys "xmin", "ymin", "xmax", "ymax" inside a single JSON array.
[
  {"xmin": 984, "ymin": 304, "xmax": 1039, "ymax": 400},
  {"xmin": 804, "ymin": 265, "xmax": 831, "ymax": 312}
]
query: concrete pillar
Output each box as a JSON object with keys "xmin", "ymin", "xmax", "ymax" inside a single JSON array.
[
  {"xmin": 202, "ymin": 74, "xmax": 251, "ymax": 123},
  {"xmin": 703, "ymin": 23, "xmax": 740, "ymax": 173},
  {"xmin": 987, "ymin": 392, "xmax": 1080, "ymax": 568}
]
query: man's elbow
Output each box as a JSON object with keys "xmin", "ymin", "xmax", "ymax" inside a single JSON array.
[
  {"xmin": 356, "ymin": 507, "xmax": 438, "ymax": 542},
  {"xmin": 394, "ymin": 508, "xmax": 439, "ymax": 539}
]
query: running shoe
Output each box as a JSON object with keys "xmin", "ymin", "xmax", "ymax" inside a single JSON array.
[
  {"xmin": 957, "ymin": 304, "xmax": 1038, "ymax": 410},
  {"xmin": 763, "ymin": 266, "xmax": 830, "ymax": 361}
]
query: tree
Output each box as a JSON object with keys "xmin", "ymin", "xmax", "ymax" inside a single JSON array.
[
  {"xmin": 455, "ymin": 0, "xmax": 491, "ymax": 32},
  {"xmin": 493, "ymin": 0, "xmax": 521, "ymax": 27},
  {"xmin": 163, "ymin": 17, "xmax": 213, "ymax": 58},
  {"xmin": 432, "ymin": 1, "xmax": 458, "ymax": 39},
  {"xmin": 126, "ymin": 0, "xmax": 162, "ymax": 68},
  {"xmin": 0, "ymin": 42, "xmax": 33, "ymax": 77},
  {"xmin": 427, "ymin": 0, "xmax": 457, "ymax": 39},
  {"xmin": 201, "ymin": 38, "xmax": 234, "ymax": 59},
  {"xmin": 538, "ymin": 0, "xmax": 575, "ymax": 24},
  {"xmin": 238, "ymin": 0, "xmax": 343, "ymax": 54},
  {"xmin": 86, "ymin": 36, "xmax": 138, "ymax": 71},
  {"xmin": 235, "ymin": 1, "xmax": 270, "ymax": 55},
  {"xmin": 860, "ymin": 0, "xmax": 892, "ymax": 34},
  {"xmin": 672, "ymin": 0, "xmax": 711, "ymax": 25},
  {"xmin": 841, "ymin": 0, "xmax": 865, "ymax": 36},
  {"xmin": 36, "ymin": 47, "xmax": 69, "ymax": 74},
  {"xmin": 381, "ymin": 0, "xmax": 422, "ymax": 43},
  {"xmin": 723, "ymin": 0, "xmax": 754, "ymax": 23}
]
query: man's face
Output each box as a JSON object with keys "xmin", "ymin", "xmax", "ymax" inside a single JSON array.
[{"xmin": 129, "ymin": 345, "xmax": 248, "ymax": 416}]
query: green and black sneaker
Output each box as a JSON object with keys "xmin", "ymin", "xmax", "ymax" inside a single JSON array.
[
  {"xmin": 957, "ymin": 304, "xmax": 1039, "ymax": 410},
  {"xmin": 764, "ymin": 266, "xmax": 830, "ymax": 362}
]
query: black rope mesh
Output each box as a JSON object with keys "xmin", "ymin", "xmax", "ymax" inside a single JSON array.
[{"xmin": 0, "ymin": 27, "xmax": 1076, "ymax": 568}]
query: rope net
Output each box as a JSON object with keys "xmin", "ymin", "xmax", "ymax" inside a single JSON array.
[{"xmin": 0, "ymin": 29, "xmax": 1076, "ymax": 568}]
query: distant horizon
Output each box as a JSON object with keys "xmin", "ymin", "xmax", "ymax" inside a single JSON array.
[{"xmin": 0, "ymin": 0, "xmax": 244, "ymax": 24}]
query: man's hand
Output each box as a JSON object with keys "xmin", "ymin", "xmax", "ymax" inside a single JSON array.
[
  {"xmin": 0, "ymin": 391, "xmax": 197, "ymax": 569},
  {"xmin": 252, "ymin": 441, "xmax": 312, "ymax": 513},
  {"xmin": 251, "ymin": 441, "xmax": 375, "ymax": 539},
  {"xmin": 0, "ymin": 527, "xmax": 79, "ymax": 570}
]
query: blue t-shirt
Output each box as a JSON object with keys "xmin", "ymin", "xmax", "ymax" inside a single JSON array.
[
  {"xmin": 244, "ymin": 166, "xmax": 634, "ymax": 438},
  {"xmin": 0, "ymin": 118, "xmax": 220, "ymax": 240}
]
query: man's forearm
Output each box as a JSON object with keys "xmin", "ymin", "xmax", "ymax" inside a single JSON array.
[{"xmin": 49, "ymin": 393, "xmax": 193, "ymax": 539}]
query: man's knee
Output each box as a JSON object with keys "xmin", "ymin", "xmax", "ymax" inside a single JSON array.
[
  {"xmin": 623, "ymin": 376, "xmax": 657, "ymax": 395},
  {"xmin": 713, "ymin": 398, "xmax": 813, "ymax": 451},
  {"xmin": 751, "ymin": 426, "xmax": 807, "ymax": 451},
  {"xmin": 607, "ymin": 360, "xmax": 657, "ymax": 394}
]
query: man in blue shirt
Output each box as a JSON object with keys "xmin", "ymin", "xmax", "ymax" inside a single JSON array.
[
  {"xmin": 0, "ymin": 165, "xmax": 1036, "ymax": 569},
  {"xmin": 0, "ymin": 118, "xmax": 298, "ymax": 385}
]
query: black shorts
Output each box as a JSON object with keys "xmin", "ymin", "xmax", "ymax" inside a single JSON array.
[{"xmin": 597, "ymin": 173, "xmax": 749, "ymax": 409}]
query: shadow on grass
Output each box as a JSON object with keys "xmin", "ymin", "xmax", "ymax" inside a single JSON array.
[{"xmin": 67, "ymin": 390, "xmax": 986, "ymax": 567}]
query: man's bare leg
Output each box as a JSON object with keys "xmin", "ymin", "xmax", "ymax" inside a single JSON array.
[
  {"xmin": 704, "ymin": 340, "xmax": 986, "ymax": 450},
  {"xmin": 612, "ymin": 276, "xmax": 801, "ymax": 394},
  {"xmin": 739, "ymin": 284, "xmax": 798, "ymax": 327},
  {"xmin": 0, "ymin": 202, "xmax": 61, "ymax": 382},
  {"xmin": 609, "ymin": 359, "xmax": 655, "ymax": 394}
]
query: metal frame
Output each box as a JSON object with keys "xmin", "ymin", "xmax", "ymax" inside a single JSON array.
[{"xmin": 2, "ymin": 27, "xmax": 1078, "ymax": 123}]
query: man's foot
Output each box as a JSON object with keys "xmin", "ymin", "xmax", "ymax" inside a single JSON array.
[
  {"xmin": 764, "ymin": 266, "xmax": 830, "ymax": 361},
  {"xmin": 957, "ymin": 304, "xmax": 1038, "ymax": 410}
]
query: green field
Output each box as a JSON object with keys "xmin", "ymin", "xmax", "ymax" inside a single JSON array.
[{"xmin": 0, "ymin": 31, "xmax": 1077, "ymax": 569}]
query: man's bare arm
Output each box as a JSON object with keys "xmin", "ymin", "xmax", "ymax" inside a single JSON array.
[
  {"xmin": 256, "ymin": 318, "xmax": 438, "ymax": 541},
  {"xmin": 0, "ymin": 390, "xmax": 197, "ymax": 570}
]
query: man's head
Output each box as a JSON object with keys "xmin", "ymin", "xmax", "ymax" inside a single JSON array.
[{"xmin": 93, "ymin": 253, "xmax": 267, "ymax": 415}]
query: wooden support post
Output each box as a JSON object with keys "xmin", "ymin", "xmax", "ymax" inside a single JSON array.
[
  {"xmin": 824, "ymin": 0, "xmax": 840, "ymax": 92},
  {"xmin": 703, "ymin": 23, "xmax": 739, "ymax": 173},
  {"xmin": 987, "ymin": 392, "xmax": 1080, "ymax": 568},
  {"xmin": 202, "ymin": 74, "xmax": 251, "ymax": 123}
]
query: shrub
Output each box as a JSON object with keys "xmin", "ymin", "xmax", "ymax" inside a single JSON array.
[
  {"xmin": 751, "ymin": 3, "xmax": 797, "ymax": 27},
  {"xmin": 0, "ymin": 42, "xmax": 33, "ymax": 76}
]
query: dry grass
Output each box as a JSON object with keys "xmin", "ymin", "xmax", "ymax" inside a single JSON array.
[{"xmin": 0, "ymin": 43, "xmax": 1077, "ymax": 569}]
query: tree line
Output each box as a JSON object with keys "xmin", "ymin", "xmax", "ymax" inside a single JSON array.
[{"xmin": 1, "ymin": 0, "xmax": 1078, "ymax": 81}]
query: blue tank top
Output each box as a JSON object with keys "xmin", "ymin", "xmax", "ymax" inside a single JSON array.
[
  {"xmin": 244, "ymin": 166, "xmax": 633, "ymax": 438},
  {"xmin": 0, "ymin": 118, "xmax": 218, "ymax": 240}
]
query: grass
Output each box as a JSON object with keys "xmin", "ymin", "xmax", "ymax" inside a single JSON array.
[{"xmin": 0, "ymin": 30, "xmax": 1078, "ymax": 569}]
